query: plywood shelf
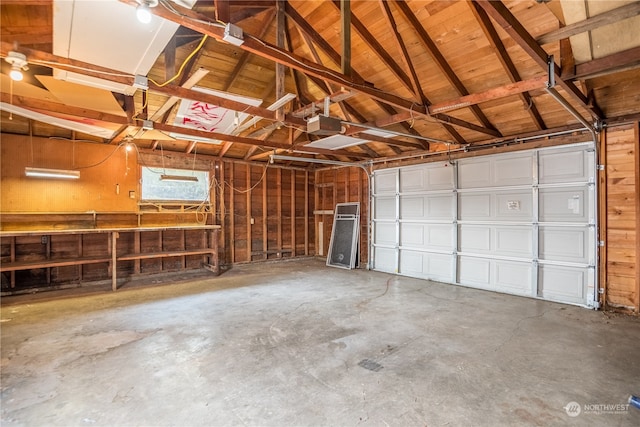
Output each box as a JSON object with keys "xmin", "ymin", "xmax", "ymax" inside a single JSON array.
[
  {"xmin": 0, "ymin": 256, "xmax": 111, "ymax": 272},
  {"xmin": 0, "ymin": 226, "xmax": 221, "ymax": 294}
]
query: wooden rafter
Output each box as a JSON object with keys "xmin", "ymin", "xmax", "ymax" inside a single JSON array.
[
  {"xmin": 328, "ymin": 0, "xmax": 414, "ymax": 96},
  {"xmin": 296, "ymin": 31, "xmax": 385, "ymax": 156},
  {"xmin": 428, "ymin": 76, "xmax": 548, "ymax": 115},
  {"xmin": 474, "ymin": 0, "xmax": 604, "ymax": 120},
  {"xmin": 393, "ymin": 0, "xmax": 500, "ymax": 134},
  {"xmin": 2, "ymin": 92, "xmax": 369, "ymax": 159},
  {"xmin": 340, "ymin": 0, "xmax": 351, "ymax": 76},
  {"xmin": 222, "ymin": 9, "xmax": 276, "ymax": 90},
  {"xmin": 378, "ymin": 0, "xmax": 426, "ymax": 104},
  {"xmin": 567, "ymin": 45, "xmax": 640, "ymax": 80},
  {"xmin": 468, "ymin": 1, "xmax": 546, "ymax": 130},
  {"xmin": 536, "ymin": 2, "xmax": 640, "ymax": 45}
]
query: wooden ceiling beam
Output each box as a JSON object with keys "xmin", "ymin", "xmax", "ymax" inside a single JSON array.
[
  {"xmin": 468, "ymin": 1, "xmax": 546, "ymax": 130},
  {"xmin": 213, "ymin": 0, "xmax": 230, "ymax": 23},
  {"xmin": 340, "ymin": 0, "xmax": 351, "ymax": 76},
  {"xmin": 0, "ymin": 41, "xmax": 133, "ymax": 86},
  {"xmin": 536, "ymin": 2, "xmax": 640, "ymax": 45},
  {"xmin": 128, "ymin": 0, "xmax": 424, "ymax": 113},
  {"xmin": 328, "ymin": 0, "xmax": 415, "ymax": 96},
  {"xmin": 428, "ymin": 76, "xmax": 548, "ymax": 114},
  {"xmin": 282, "ymin": 2, "xmax": 487, "ymax": 139},
  {"xmin": 393, "ymin": 0, "xmax": 499, "ymax": 134},
  {"xmin": 474, "ymin": 0, "xmax": 604, "ymax": 120},
  {"xmin": 567, "ymin": 45, "xmax": 640, "ymax": 80},
  {"xmin": 378, "ymin": 0, "xmax": 426, "ymax": 103},
  {"xmin": 3, "ymin": 92, "xmax": 368, "ymax": 158},
  {"xmin": 223, "ymin": 10, "xmax": 276, "ymax": 91},
  {"xmin": 0, "ymin": 30, "xmax": 50, "ymax": 47}
]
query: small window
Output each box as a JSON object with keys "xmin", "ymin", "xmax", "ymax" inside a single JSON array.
[{"xmin": 141, "ymin": 167, "xmax": 209, "ymax": 202}]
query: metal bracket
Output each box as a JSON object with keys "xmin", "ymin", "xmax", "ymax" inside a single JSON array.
[{"xmin": 547, "ymin": 55, "xmax": 556, "ymax": 88}]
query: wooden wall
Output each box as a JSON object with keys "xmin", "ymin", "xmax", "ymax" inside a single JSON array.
[
  {"xmin": 314, "ymin": 166, "xmax": 369, "ymax": 267},
  {"xmin": 216, "ymin": 161, "xmax": 315, "ymax": 264},
  {"xmin": 0, "ymin": 136, "xmax": 316, "ymax": 266},
  {"xmin": 603, "ymin": 123, "xmax": 640, "ymax": 313},
  {"xmin": 1, "ymin": 135, "xmax": 137, "ymax": 213}
]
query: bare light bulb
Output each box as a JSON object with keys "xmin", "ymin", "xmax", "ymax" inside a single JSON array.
[
  {"xmin": 136, "ymin": 4, "xmax": 152, "ymax": 23},
  {"xmin": 9, "ymin": 66, "xmax": 23, "ymax": 81}
]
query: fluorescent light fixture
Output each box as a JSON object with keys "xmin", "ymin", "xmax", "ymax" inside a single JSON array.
[
  {"xmin": 304, "ymin": 134, "xmax": 368, "ymax": 150},
  {"xmin": 25, "ymin": 167, "xmax": 80, "ymax": 179},
  {"xmin": 223, "ymin": 23, "xmax": 244, "ymax": 46},
  {"xmin": 160, "ymin": 174, "xmax": 199, "ymax": 182}
]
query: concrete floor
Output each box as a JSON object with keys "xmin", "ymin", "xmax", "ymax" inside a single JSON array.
[{"xmin": 1, "ymin": 258, "xmax": 639, "ymax": 427}]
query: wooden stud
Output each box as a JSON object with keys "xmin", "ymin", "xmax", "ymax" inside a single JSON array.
[
  {"xmin": 598, "ymin": 130, "xmax": 608, "ymax": 310},
  {"xmin": 78, "ymin": 234, "xmax": 83, "ymax": 282},
  {"xmin": 277, "ymin": 168, "xmax": 282, "ymax": 258},
  {"xmin": 229, "ymin": 162, "xmax": 235, "ymax": 263},
  {"xmin": 247, "ymin": 164, "xmax": 252, "ymax": 262},
  {"xmin": 134, "ymin": 231, "xmax": 141, "ymax": 274},
  {"xmin": 10, "ymin": 236, "xmax": 15, "ymax": 288},
  {"xmin": 111, "ymin": 231, "xmax": 118, "ymax": 291},
  {"xmin": 304, "ymin": 170, "xmax": 309, "ymax": 256},
  {"xmin": 291, "ymin": 170, "xmax": 296, "ymax": 257},
  {"xmin": 635, "ymin": 121, "xmax": 640, "ymax": 314},
  {"xmin": 263, "ymin": 166, "xmax": 268, "ymax": 260}
]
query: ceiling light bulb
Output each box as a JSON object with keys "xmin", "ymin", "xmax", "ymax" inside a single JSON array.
[
  {"xmin": 5, "ymin": 51, "xmax": 28, "ymax": 81},
  {"xmin": 9, "ymin": 66, "xmax": 23, "ymax": 81},
  {"xmin": 136, "ymin": 3, "xmax": 152, "ymax": 23}
]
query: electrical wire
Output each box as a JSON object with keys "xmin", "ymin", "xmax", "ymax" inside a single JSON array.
[{"xmin": 148, "ymin": 35, "xmax": 209, "ymax": 88}]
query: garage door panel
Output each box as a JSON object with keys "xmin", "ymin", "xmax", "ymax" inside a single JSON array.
[
  {"xmin": 374, "ymin": 223, "xmax": 396, "ymax": 246},
  {"xmin": 539, "ymin": 265, "xmax": 586, "ymax": 305},
  {"xmin": 539, "ymin": 148, "xmax": 591, "ymax": 184},
  {"xmin": 400, "ymin": 197, "xmax": 424, "ymax": 219},
  {"xmin": 400, "ymin": 250, "xmax": 453, "ymax": 282},
  {"xmin": 459, "ymin": 191, "xmax": 532, "ymax": 221},
  {"xmin": 458, "ymin": 160, "xmax": 491, "ymax": 188},
  {"xmin": 401, "ymin": 194, "xmax": 454, "ymax": 219},
  {"xmin": 459, "ymin": 225, "xmax": 491, "ymax": 252},
  {"xmin": 494, "ymin": 155, "xmax": 533, "ymax": 186},
  {"xmin": 494, "ymin": 261, "xmax": 532, "ymax": 295},
  {"xmin": 458, "ymin": 257, "xmax": 491, "ymax": 289},
  {"xmin": 399, "ymin": 164, "xmax": 453, "ymax": 192},
  {"xmin": 495, "ymin": 227, "xmax": 532, "ymax": 257},
  {"xmin": 459, "ymin": 193, "xmax": 492, "ymax": 220},
  {"xmin": 460, "ymin": 225, "xmax": 531, "ymax": 257},
  {"xmin": 401, "ymin": 223, "xmax": 453, "ymax": 249},
  {"xmin": 539, "ymin": 188, "xmax": 589, "ymax": 222},
  {"xmin": 495, "ymin": 191, "xmax": 532, "ymax": 220},
  {"xmin": 374, "ymin": 197, "xmax": 396, "ymax": 220},
  {"xmin": 426, "ymin": 194, "xmax": 455, "ymax": 219},
  {"xmin": 374, "ymin": 247, "xmax": 396, "ymax": 273},
  {"xmin": 374, "ymin": 170, "xmax": 397, "ymax": 194},
  {"xmin": 539, "ymin": 227, "xmax": 588, "ymax": 263}
]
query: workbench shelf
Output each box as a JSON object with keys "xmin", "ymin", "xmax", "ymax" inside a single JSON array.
[{"xmin": 0, "ymin": 225, "xmax": 220, "ymax": 295}]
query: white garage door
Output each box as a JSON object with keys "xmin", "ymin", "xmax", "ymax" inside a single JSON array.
[{"xmin": 372, "ymin": 143, "xmax": 597, "ymax": 308}]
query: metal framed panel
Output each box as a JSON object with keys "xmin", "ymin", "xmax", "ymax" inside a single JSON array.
[{"xmin": 327, "ymin": 203, "xmax": 360, "ymax": 269}]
